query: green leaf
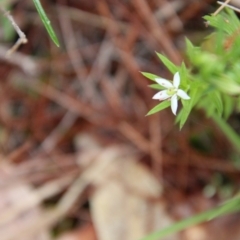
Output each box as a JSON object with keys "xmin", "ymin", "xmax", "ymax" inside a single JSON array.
[
  {"xmin": 185, "ymin": 38, "xmax": 195, "ymax": 58},
  {"xmin": 211, "ymin": 91, "xmax": 223, "ymax": 116},
  {"xmin": 141, "ymin": 195, "xmax": 240, "ymax": 240},
  {"xmin": 214, "ymin": 76, "xmax": 240, "ymax": 95},
  {"xmin": 203, "ymin": 9, "xmax": 240, "ymax": 35},
  {"xmin": 179, "ymin": 85, "xmax": 200, "ymax": 129},
  {"xmin": 179, "ymin": 99, "xmax": 191, "ymax": 129},
  {"xmin": 212, "ymin": 114, "xmax": 240, "ymax": 152},
  {"xmin": 179, "ymin": 62, "xmax": 189, "ymax": 87},
  {"xmin": 33, "ymin": 0, "xmax": 60, "ymax": 47},
  {"xmin": 146, "ymin": 101, "xmax": 171, "ymax": 116},
  {"xmin": 148, "ymin": 84, "xmax": 165, "ymax": 90},
  {"xmin": 141, "ymin": 72, "xmax": 160, "ymax": 81},
  {"xmin": 156, "ymin": 52, "xmax": 178, "ymax": 74},
  {"xmin": 222, "ymin": 95, "xmax": 234, "ymax": 120}
]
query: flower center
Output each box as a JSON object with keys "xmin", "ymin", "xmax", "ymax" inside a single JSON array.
[{"xmin": 167, "ymin": 88, "xmax": 177, "ymax": 96}]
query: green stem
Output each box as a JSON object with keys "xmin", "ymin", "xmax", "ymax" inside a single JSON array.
[
  {"xmin": 212, "ymin": 114, "xmax": 240, "ymax": 152},
  {"xmin": 141, "ymin": 196, "xmax": 240, "ymax": 240}
]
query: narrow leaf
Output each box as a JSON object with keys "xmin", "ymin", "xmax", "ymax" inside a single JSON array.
[
  {"xmin": 212, "ymin": 114, "xmax": 240, "ymax": 152},
  {"xmin": 156, "ymin": 52, "xmax": 178, "ymax": 74},
  {"xmin": 212, "ymin": 91, "xmax": 223, "ymax": 116},
  {"xmin": 222, "ymin": 95, "xmax": 234, "ymax": 120},
  {"xmin": 33, "ymin": 0, "xmax": 60, "ymax": 47},
  {"xmin": 185, "ymin": 38, "xmax": 196, "ymax": 59},
  {"xmin": 146, "ymin": 101, "xmax": 171, "ymax": 116},
  {"xmin": 141, "ymin": 196, "xmax": 240, "ymax": 240},
  {"xmin": 179, "ymin": 85, "xmax": 200, "ymax": 129},
  {"xmin": 179, "ymin": 100, "xmax": 191, "ymax": 129},
  {"xmin": 148, "ymin": 84, "xmax": 165, "ymax": 90},
  {"xmin": 141, "ymin": 72, "xmax": 160, "ymax": 81}
]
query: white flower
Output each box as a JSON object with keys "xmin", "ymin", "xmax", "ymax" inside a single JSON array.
[{"xmin": 152, "ymin": 72, "xmax": 190, "ymax": 115}]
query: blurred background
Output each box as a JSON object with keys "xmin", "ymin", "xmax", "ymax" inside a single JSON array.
[{"xmin": 0, "ymin": 0, "xmax": 240, "ymax": 240}]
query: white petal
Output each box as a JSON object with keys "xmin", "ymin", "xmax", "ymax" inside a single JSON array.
[
  {"xmin": 171, "ymin": 94, "xmax": 178, "ymax": 115},
  {"xmin": 152, "ymin": 90, "xmax": 170, "ymax": 100},
  {"xmin": 155, "ymin": 78, "xmax": 173, "ymax": 89},
  {"xmin": 173, "ymin": 72, "xmax": 180, "ymax": 88},
  {"xmin": 177, "ymin": 89, "xmax": 190, "ymax": 99}
]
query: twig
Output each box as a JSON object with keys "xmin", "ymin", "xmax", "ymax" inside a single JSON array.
[
  {"xmin": 217, "ymin": 1, "xmax": 240, "ymax": 13},
  {"xmin": 0, "ymin": 46, "xmax": 38, "ymax": 75},
  {"xmin": 119, "ymin": 122, "xmax": 150, "ymax": 153},
  {"xmin": 0, "ymin": 7, "xmax": 28, "ymax": 56},
  {"xmin": 132, "ymin": 0, "xmax": 182, "ymax": 64},
  {"xmin": 57, "ymin": 5, "xmax": 128, "ymax": 31},
  {"xmin": 148, "ymin": 114, "xmax": 163, "ymax": 179},
  {"xmin": 212, "ymin": 0, "xmax": 231, "ymax": 16}
]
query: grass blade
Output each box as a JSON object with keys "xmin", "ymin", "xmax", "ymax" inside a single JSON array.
[{"xmin": 33, "ymin": 0, "xmax": 60, "ymax": 47}]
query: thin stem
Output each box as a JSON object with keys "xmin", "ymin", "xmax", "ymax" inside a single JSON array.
[
  {"xmin": 212, "ymin": 114, "xmax": 240, "ymax": 152},
  {"xmin": 217, "ymin": 1, "xmax": 240, "ymax": 13},
  {"xmin": 0, "ymin": 7, "xmax": 28, "ymax": 56},
  {"xmin": 141, "ymin": 196, "xmax": 240, "ymax": 240},
  {"xmin": 212, "ymin": 0, "xmax": 231, "ymax": 16}
]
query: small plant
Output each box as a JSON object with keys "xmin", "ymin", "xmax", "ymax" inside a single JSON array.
[
  {"xmin": 143, "ymin": 8, "xmax": 240, "ymax": 149},
  {"xmin": 141, "ymin": 3, "xmax": 240, "ymax": 240}
]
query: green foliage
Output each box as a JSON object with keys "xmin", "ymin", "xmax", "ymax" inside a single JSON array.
[
  {"xmin": 142, "ymin": 8, "xmax": 240, "ymax": 240},
  {"xmin": 222, "ymin": 94, "xmax": 234, "ymax": 119},
  {"xmin": 141, "ymin": 194, "xmax": 240, "ymax": 240},
  {"xmin": 144, "ymin": 9, "xmax": 240, "ymax": 130},
  {"xmin": 146, "ymin": 101, "xmax": 171, "ymax": 116},
  {"xmin": 33, "ymin": 0, "xmax": 60, "ymax": 47},
  {"xmin": 156, "ymin": 52, "xmax": 178, "ymax": 74},
  {"xmin": 146, "ymin": 53, "xmax": 192, "ymax": 128},
  {"xmin": 141, "ymin": 72, "xmax": 160, "ymax": 82},
  {"xmin": 148, "ymin": 84, "xmax": 165, "ymax": 90},
  {"xmin": 203, "ymin": 9, "xmax": 240, "ymax": 34}
]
